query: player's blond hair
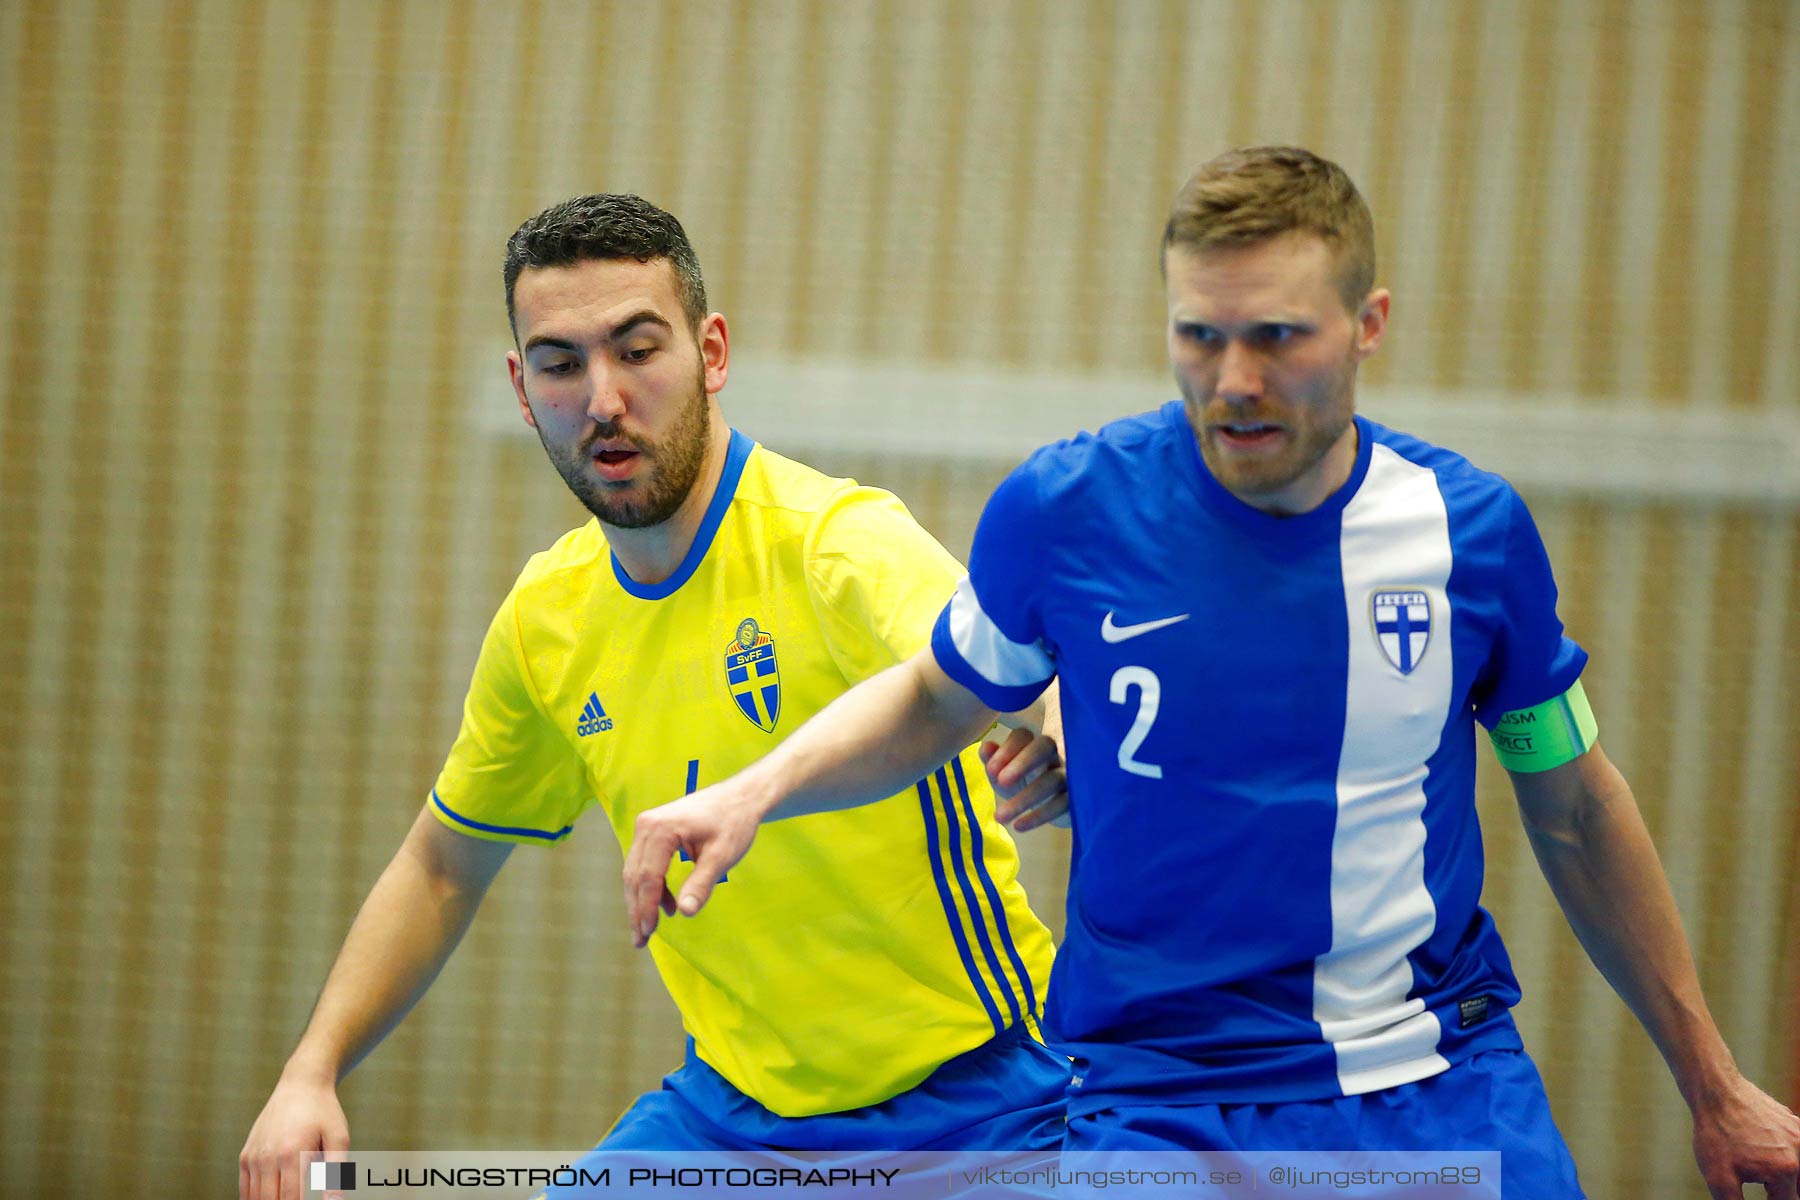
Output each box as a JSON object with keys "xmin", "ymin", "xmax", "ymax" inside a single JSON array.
[{"xmin": 1162, "ymin": 146, "xmax": 1377, "ymax": 312}]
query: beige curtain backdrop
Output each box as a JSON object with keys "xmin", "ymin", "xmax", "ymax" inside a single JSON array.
[{"xmin": 1, "ymin": 1, "xmax": 1795, "ymax": 1198}]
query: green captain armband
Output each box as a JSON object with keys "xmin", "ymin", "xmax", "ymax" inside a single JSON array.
[{"xmin": 1488, "ymin": 679, "xmax": 1599, "ymax": 772}]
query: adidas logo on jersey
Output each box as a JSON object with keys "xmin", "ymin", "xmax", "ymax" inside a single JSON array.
[{"xmin": 576, "ymin": 692, "xmax": 614, "ymax": 737}]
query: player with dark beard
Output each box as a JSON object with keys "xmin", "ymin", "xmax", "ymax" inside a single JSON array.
[{"xmin": 238, "ymin": 195, "xmax": 1072, "ymax": 1200}]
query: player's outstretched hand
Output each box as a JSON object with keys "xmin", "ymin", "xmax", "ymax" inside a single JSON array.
[
  {"xmin": 1690, "ymin": 1072, "xmax": 1800, "ymax": 1200},
  {"xmin": 625, "ymin": 781, "xmax": 765, "ymax": 948},
  {"xmin": 239, "ymin": 1068, "xmax": 350, "ymax": 1200},
  {"xmin": 982, "ymin": 726, "xmax": 1069, "ymax": 831}
]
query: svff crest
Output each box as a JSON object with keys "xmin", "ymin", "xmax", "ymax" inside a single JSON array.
[{"xmin": 724, "ymin": 617, "xmax": 782, "ymax": 731}]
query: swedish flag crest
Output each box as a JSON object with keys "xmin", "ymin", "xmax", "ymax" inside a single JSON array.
[{"xmin": 725, "ymin": 617, "xmax": 781, "ymax": 732}]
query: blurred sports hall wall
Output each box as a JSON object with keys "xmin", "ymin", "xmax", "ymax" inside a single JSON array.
[{"xmin": 2, "ymin": 0, "xmax": 1796, "ymax": 1196}]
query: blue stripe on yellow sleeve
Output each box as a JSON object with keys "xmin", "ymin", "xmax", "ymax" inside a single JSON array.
[{"xmin": 431, "ymin": 789, "xmax": 573, "ymax": 843}]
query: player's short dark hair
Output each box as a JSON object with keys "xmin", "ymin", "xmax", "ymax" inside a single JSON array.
[
  {"xmin": 1163, "ymin": 146, "xmax": 1377, "ymax": 312},
  {"xmin": 503, "ymin": 194, "xmax": 709, "ymax": 335}
]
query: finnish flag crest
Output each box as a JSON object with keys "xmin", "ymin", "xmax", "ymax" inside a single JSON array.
[{"xmin": 1371, "ymin": 589, "xmax": 1431, "ymax": 675}]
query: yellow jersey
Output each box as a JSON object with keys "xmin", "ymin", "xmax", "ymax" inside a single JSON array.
[{"xmin": 430, "ymin": 429, "xmax": 1054, "ymax": 1117}]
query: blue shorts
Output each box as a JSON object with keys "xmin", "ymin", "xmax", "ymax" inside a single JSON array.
[
  {"xmin": 1064, "ymin": 1049, "xmax": 1583, "ymax": 1198},
  {"xmin": 598, "ymin": 1021, "xmax": 1069, "ymax": 1151}
]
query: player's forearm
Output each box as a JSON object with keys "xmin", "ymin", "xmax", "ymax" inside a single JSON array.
[
  {"xmin": 284, "ymin": 829, "xmax": 494, "ymax": 1085},
  {"xmin": 1521, "ymin": 756, "xmax": 1737, "ymax": 1107},
  {"xmin": 744, "ymin": 651, "xmax": 996, "ymax": 823}
]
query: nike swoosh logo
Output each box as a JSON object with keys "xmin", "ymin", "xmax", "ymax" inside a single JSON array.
[{"xmin": 1101, "ymin": 611, "xmax": 1191, "ymax": 643}]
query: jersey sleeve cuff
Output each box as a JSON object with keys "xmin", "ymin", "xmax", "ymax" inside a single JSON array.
[
  {"xmin": 930, "ymin": 605, "xmax": 1052, "ymax": 714},
  {"xmin": 1475, "ymin": 642, "xmax": 1590, "ymax": 730},
  {"xmin": 429, "ymin": 789, "xmax": 574, "ymax": 844}
]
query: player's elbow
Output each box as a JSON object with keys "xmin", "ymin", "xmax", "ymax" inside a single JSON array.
[
  {"xmin": 909, "ymin": 650, "xmax": 997, "ymax": 749},
  {"xmin": 1517, "ymin": 797, "xmax": 1592, "ymax": 857}
]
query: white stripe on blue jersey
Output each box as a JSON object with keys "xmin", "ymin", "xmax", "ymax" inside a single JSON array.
[{"xmin": 1318, "ymin": 443, "xmax": 1456, "ymax": 1094}]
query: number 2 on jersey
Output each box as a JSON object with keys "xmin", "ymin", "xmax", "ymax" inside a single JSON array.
[{"xmin": 1109, "ymin": 666, "xmax": 1163, "ymax": 779}]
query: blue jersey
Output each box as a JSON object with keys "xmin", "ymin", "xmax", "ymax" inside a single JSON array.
[{"xmin": 930, "ymin": 401, "xmax": 1587, "ymax": 1114}]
